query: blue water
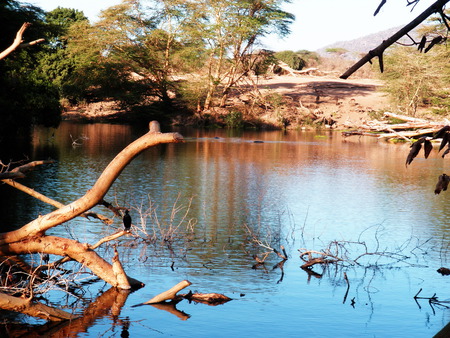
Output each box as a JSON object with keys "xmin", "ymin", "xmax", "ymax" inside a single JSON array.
[{"xmin": 2, "ymin": 122, "xmax": 450, "ymax": 337}]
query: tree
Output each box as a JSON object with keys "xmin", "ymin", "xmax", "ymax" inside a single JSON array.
[
  {"xmin": 199, "ymin": 0, "xmax": 294, "ymax": 110},
  {"xmin": 274, "ymin": 50, "xmax": 306, "ymax": 70},
  {"xmin": 35, "ymin": 7, "xmax": 88, "ymax": 91},
  {"xmin": 380, "ymin": 45, "xmax": 449, "ymax": 115}
]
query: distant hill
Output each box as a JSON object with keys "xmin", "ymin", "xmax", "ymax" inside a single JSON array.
[{"xmin": 316, "ymin": 26, "xmax": 419, "ymax": 60}]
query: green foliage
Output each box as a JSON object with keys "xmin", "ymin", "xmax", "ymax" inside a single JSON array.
[
  {"xmin": 296, "ymin": 50, "xmax": 320, "ymax": 65},
  {"xmin": 380, "ymin": 46, "xmax": 450, "ymax": 115},
  {"xmin": 325, "ymin": 47, "xmax": 348, "ymax": 55},
  {"xmin": 274, "ymin": 50, "xmax": 306, "ymax": 70},
  {"xmin": 224, "ymin": 111, "xmax": 243, "ymax": 128}
]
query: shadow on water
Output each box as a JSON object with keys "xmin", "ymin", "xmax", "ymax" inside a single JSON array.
[{"xmin": 2, "ymin": 122, "xmax": 450, "ymax": 336}]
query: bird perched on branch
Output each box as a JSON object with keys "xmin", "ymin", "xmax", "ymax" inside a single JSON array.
[{"xmin": 123, "ymin": 210, "xmax": 131, "ymax": 231}]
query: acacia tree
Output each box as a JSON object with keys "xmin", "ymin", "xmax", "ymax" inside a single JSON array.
[
  {"xmin": 199, "ymin": 0, "xmax": 294, "ymax": 110},
  {"xmin": 64, "ymin": 0, "xmax": 205, "ymax": 113}
]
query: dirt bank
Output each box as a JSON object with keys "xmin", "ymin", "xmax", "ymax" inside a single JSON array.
[
  {"xmin": 62, "ymin": 74, "xmax": 392, "ymax": 128},
  {"xmin": 253, "ymin": 75, "xmax": 391, "ymax": 128}
]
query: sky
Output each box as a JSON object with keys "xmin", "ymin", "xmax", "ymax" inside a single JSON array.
[{"xmin": 29, "ymin": 0, "xmax": 435, "ymax": 51}]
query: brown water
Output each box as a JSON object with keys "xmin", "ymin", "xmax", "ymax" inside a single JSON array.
[{"xmin": 1, "ymin": 122, "xmax": 450, "ymax": 337}]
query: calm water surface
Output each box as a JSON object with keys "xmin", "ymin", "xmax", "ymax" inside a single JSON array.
[{"xmin": 2, "ymin": 122, "xmax": 450, "ymax": 337}]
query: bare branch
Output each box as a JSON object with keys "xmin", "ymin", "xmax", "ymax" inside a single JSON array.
[
  {"xmin": 0, "ymin": 23, "xmax": 45, "ymax": 60},
  {"xmin": 341, "ymin": 0, "xmax": 449, "ymax": 79}
]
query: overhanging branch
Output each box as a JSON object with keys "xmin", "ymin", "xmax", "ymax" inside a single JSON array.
[{"xmin": 340, "ymin": 0, "xmax": 449, "ymax": 79}]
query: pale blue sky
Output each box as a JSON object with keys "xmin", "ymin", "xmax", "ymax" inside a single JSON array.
[{"xmin": 30, "ymin": 0, "xmax": 434, "ymax": 51}]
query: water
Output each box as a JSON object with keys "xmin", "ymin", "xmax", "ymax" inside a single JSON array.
[{"xmin": 1, "ymin": 122, "xmax": 450, "ymax": 337}]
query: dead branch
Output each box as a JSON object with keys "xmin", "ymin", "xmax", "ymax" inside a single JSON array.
[
  {"xmin": 112, "ymin": 246, "xmax": 131, "ymax": 290},
  {"xmin": 0, "ymin": 160, "xmax": 54, "ymax": 180},
  {"xmin": 0, "ymin": 23, "xmax": 45, "ymax": 60},
  {"xmin": 183, "ymin": 292, "xmax": 232, "ymax": 305},
  {"xmin": 343, "ymin": 272, "xmax": 350, "ymax": 304},
  {"xmin": 89, "ymin": 230, "xmax": 129, "ymax": 250},
  {"xmin": 342, "ymin": 112, "xmax": 447, "ymax": 140},
  {"xmin": 299, "ymin": 249, "xmax": 343, "ymax": 268},
  {"xmin": 2, "ymin": 179, "xmax": 113, "ymax": 224},
  {"xmin": 144, "ymin": 280, "xmax": 192, "ymax": 304},
  {"xmin": 340, "ymin": 0, "xmax": 449, "ymax": 79}
]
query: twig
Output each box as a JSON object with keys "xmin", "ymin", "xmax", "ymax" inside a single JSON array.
[{"xmin": 343, "ymin": 272, "xmax": 350, "ymax": 304}]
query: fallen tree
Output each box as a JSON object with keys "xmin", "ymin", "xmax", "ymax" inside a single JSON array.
[
  {"xmin": 342, "ymin": 112, "xmax": 447, "ymax": 140},
  {"xmin": 0, "ymin": 121, "xmax": 184, "ymax": 320}
]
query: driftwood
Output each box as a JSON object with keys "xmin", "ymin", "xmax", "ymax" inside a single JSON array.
[
  {"xmin": 0, "ymin": 293, "xmax": 77, "ymax": 321},
  {"xmin": 142, "ymin": 280, "xmax": 232, "ymax": 307},
  {"xmin": 342, "ymin": 112, "xmax": 447, "ymax": 140},
  {"xmin": 182, "ymin": 292, "xmax": 232, "ymax": 305},
  {"xmin": 274, "ymin": 62, "xmax": 323, "ymax": 77},
  {"xmin": 144, "ymin": 280, "xmax": 192, "ymax": 304}
]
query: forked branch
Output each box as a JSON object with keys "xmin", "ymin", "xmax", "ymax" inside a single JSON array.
[{"xmin": 0, "ymin": 22, "xmax": 45, "ymax": 60}]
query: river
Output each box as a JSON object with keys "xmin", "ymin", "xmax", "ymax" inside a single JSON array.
[{"xmin": 1, "ymin": 121, "xmax": 450, "ymax": 337}]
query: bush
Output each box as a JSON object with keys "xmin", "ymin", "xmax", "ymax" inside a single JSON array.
[
  {"xmin": 380, "ymin": 45, "xmax": 450, "ymax": 115},
  {"xmin": 274, "ymin": 50, "xmax": 306, "ymax": 70}
]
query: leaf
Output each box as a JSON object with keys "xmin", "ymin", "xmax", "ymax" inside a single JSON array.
[
  {"xmin": 433, "ymin": 126, "xmax": 450, "ymax": 140},
  {"xmin": 424, "ymin": 139, "xmax": 433, "ymax": 158},
  {"xmin": 405, "ymin": 138, "xmax": 424, "ymax": 167},
  {"xmin": 424, "ymin": 36, "xmax": 443, "ymax": 53},
  {"xmin": 435, "ymin": 174, "xmax": 450, "ymax": 194},
  {"xmin": 417, "ymin": 36, "xmax": 427, "ymax": 52},
  {"xmin": 439, "ymin": 132, "xmax": 449, "ymax": 152}
]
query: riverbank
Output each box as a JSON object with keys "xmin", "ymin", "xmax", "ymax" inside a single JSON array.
[{"xmin": 61, "ymin": 74, "xmax": 394, "ymax": 129}]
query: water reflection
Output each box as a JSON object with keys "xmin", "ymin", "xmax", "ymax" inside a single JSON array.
[{"xmin": 1, "ymin": 122, "xmax": 450, "ymax": 336}]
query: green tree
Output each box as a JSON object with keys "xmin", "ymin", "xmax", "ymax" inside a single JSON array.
[
  {"xmin": 274, "ymin": 50, "xmax": 305, "ymax": 70},
  {"xmin": 199, "ymin": 0, "xmax": 294, "ymax": 109},
  {"xmin": 64, "ymin": 0, "xmax": 203, "ymax": 116},
  {"xmin": 380, "ymin": 10, "xmax": 450, "ymax": 115},
  {"xmin": 35, "ymin": 8, "xmax": 88, "ymax": 91},
  {"xmin": 381, "ymin": 45, "xmax": 449, "ymax": 115}
]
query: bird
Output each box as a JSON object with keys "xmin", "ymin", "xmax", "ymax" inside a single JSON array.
[{"xmin": 123, "ymin": 210, "xmax": 131, "ymax": 231}]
